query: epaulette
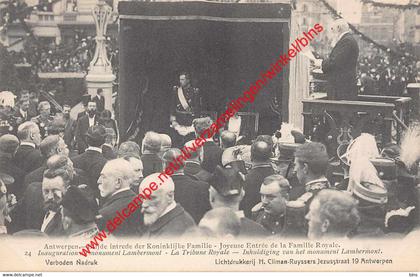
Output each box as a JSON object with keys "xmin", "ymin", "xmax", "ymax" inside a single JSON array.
[
  {"xmin": 251, "ymin": 202, "xmax": 263, "ymax": 213},
  {"xmin": 296, "ymin": 192, "xmax": 313, "ymax": 204}
]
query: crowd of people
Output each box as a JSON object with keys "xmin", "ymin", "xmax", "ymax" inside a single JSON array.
[{"xmin": 0, "ymin": 86, "xmax": 419, "ymax": 239}]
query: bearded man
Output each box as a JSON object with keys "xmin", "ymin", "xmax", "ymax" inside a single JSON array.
[{"xmin": 139, "ymin": 173, "xmax": 195, "ymax": 237}]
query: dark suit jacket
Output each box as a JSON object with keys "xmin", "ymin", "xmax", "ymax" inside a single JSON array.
[
  {"xmin": 102, "ymin": 144, "xmax": 117, "ymax": 160},
  {"xmin": 75, "ymin": 115, "xmax": 98, "ymax": 153},
  {"xmin": 92, "ymin": 95, "xmax": 105, "ymax": 112},
  {"xmin": 239, "ymin": 163, "xmax": 275, "ymax": 218},
  {"xmin": 202, "ymin": 141, "xmax": 223, "ymax": 173},
  {"xmin": 14, "ymin": 144, "xmax": 43, "ymax": 174},
  {"xmin": 17, "ymin": 181, "xmax": 44, "ymax": 231},
  {"xmin": 171, "ymin": 174, "xmax": 211, "ymax": 223},
  {"xmin": 71, "ymin": 149, "xmax": 107, "ymax": 197},
  {"xmin": 145, "ymin": 203, "xmax": 195, "ymax": 238},
  {"xmin": 43, "ymin": 210, "xmax": 65, "ymax": 237},
  {"xmin": 141, "ymin": 153, "xmax": 163, "ymax": 177},
  {"xmin": 322, "ymin": 33, "xmax": 359, "ymax": 100},
  {"xmin": 98, "ymin": 189, "xmax": 143, "ymax": 236},
  {"xmin": 0, "ymin": 153, "xmax": 26, "ymax": 199}
]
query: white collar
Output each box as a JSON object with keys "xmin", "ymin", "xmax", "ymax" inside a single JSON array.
[
  {"xmin": 20, "ymin": 108, "xmax": 27, "ymax": 115},
  {"xmin": 86, "ymin": 146, "xmax": 102, "ymax": 153},
  {"xmin": 111, "ymin": 187, "xmax": 131, "ymax": 197},
  {"xmin": 103, "ymin": 143, "xmax": 114, "ymax": 148},
  {"xmin": 20, "ymin": 141, "xmax": 36, "ymax": 148},
  {"xmin": 160, "ymin": 201, "xmax": 177, "ymax": 218}
]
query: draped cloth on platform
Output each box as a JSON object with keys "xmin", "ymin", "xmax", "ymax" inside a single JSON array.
[{"xmin": 288, "ymin": 8, "xmax": 310, "ymax": 130}]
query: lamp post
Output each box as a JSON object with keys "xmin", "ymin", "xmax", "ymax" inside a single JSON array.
[{"xmin": 85, "ymin": 0, "xmax": 115, "ymax": 112}]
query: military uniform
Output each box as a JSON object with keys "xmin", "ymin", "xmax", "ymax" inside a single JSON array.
[
  {"xmin": 251, "ymin": 202, "xmax": 285, "ymax": 235},
  {"xmin": 170, "ymin": 85, "xmax": 202, "ymax": 146},
  {"xmin": 282, "ymin": 177, "xmax": 331, "ymax": 237},
  {"xmin": 31, "ymin": 115, "xmax": 54, "ymax": 138},
  {"xmin": 0, "ymin": 108, "xmax": 18, "ymax": 136}
]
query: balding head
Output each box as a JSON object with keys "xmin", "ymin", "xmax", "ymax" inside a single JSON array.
[
  {"xmin": 331, "ymin": 18, "xmax": 350, "ymax": 36},
  {"xmin": 199, "ymin": 207, "xmax": 241, "ymax": 238},
  {"xmin": 162, "ymin": 148, "xmax": 185, "ymax": 171},
  {"xmin": 159, "ymin": 134, "xmax": 172, "ymax": 152},
  {"xmin": 139, "ymin": 173, "xmax": 175, "ymax": 226},
  {"xmin": 142, "ymin": 131, "xmax": 162, "ymax": 154},
  {"xmin": 220, "ymin": 131, "xmax": 237, "ymax": 149},
  {"xmin": 40, "ymin": 135, "xmax": 68, "ymax": 158},
  {"xmin": 251, "ymin": 141, "xmax": 272, "ymax": 163},
  {"xmin": 17, "ymin": 121, "xmax": 41, "ymax": 145},
  {"xmin": 98, "ymin": 159, "xmax": 135, "ymax": 198},
  {"xmin": 118, "ymin": 141, "xmax": 140, "ymax": 159}
]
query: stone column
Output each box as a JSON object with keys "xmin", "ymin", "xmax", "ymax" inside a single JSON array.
[
  {"xmin": 85, "ymin": 0, "xmax": 115, "ymax": 112},
  {"xmin": 288, "ymin": 6, "xmax": 310, "ymax": 130}
]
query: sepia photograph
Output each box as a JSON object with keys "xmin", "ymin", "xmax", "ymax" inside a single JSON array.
[{"xmin": 0, "ymin": 0, "xmax": 419, "ymax": 274}]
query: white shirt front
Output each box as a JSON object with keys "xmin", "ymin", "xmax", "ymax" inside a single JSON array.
[
  {"xmin": 41, "ymin": 211, "xmax": 56, "ymax": 232},
  {"xmin": 88, "ymin": 116, "xmax": 95, "ymax": 127}
]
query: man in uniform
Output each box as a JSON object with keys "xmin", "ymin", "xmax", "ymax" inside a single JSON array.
[
  {"xmin": 169, "ymin": 72, "xmax": 202, "ymax": 147},
  {"xmin": 282, "ymin": 142, "xmax": 330, "ymax": 237},
  {"xmin": 31, "ymin": 101, "xmax": 54, "ymax": 138},
  {"xmin": 251, "ymin": 174, "xmax": 291, "ymax": 235}
]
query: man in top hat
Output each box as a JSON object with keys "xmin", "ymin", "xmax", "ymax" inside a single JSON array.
[
  {"xmin": 162, "ymin": 148, "xmax": 211, "ymax": 223},
  {"xmin": 140, "ymin": 131, "xmax": 163, "ymax": 177},
  {"xmin": 71, "ymin": 125, "xmax": 107, "ymax": 197},
  {"xmin": 251, "ymin": 175, "xmax": 291, "ymax": 235},
  {"xmin": 240, "ymin": 140, "xmax": 275, "ymax": 218},
  {"xmin": 306, "ymin": 189, "xmax": 360, "ymax": 239},
  {"xmin": 97, "ymin": 158, "xmax": 143, "ymax": 237},
  {"xmin": 140, "ymin": 173, "xmax": 195, "ymax": 238},
  {"xmin": 61, "ymin": 185, "xmax": 99, "ymax": 238},
  {"xmin": 209, "ymin": 165, "xmax": 269, "ymax": 237},
  {"xmin": 31, "ymin": 101, "xmax": 54, "ymax": 138},
  {"xmin": 0, "ymin": 134, "xmax": 25, "ymax": 200},
  {"xmin": 75, "ymin": 101, "xmax": 98, "ymax": 153}
]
